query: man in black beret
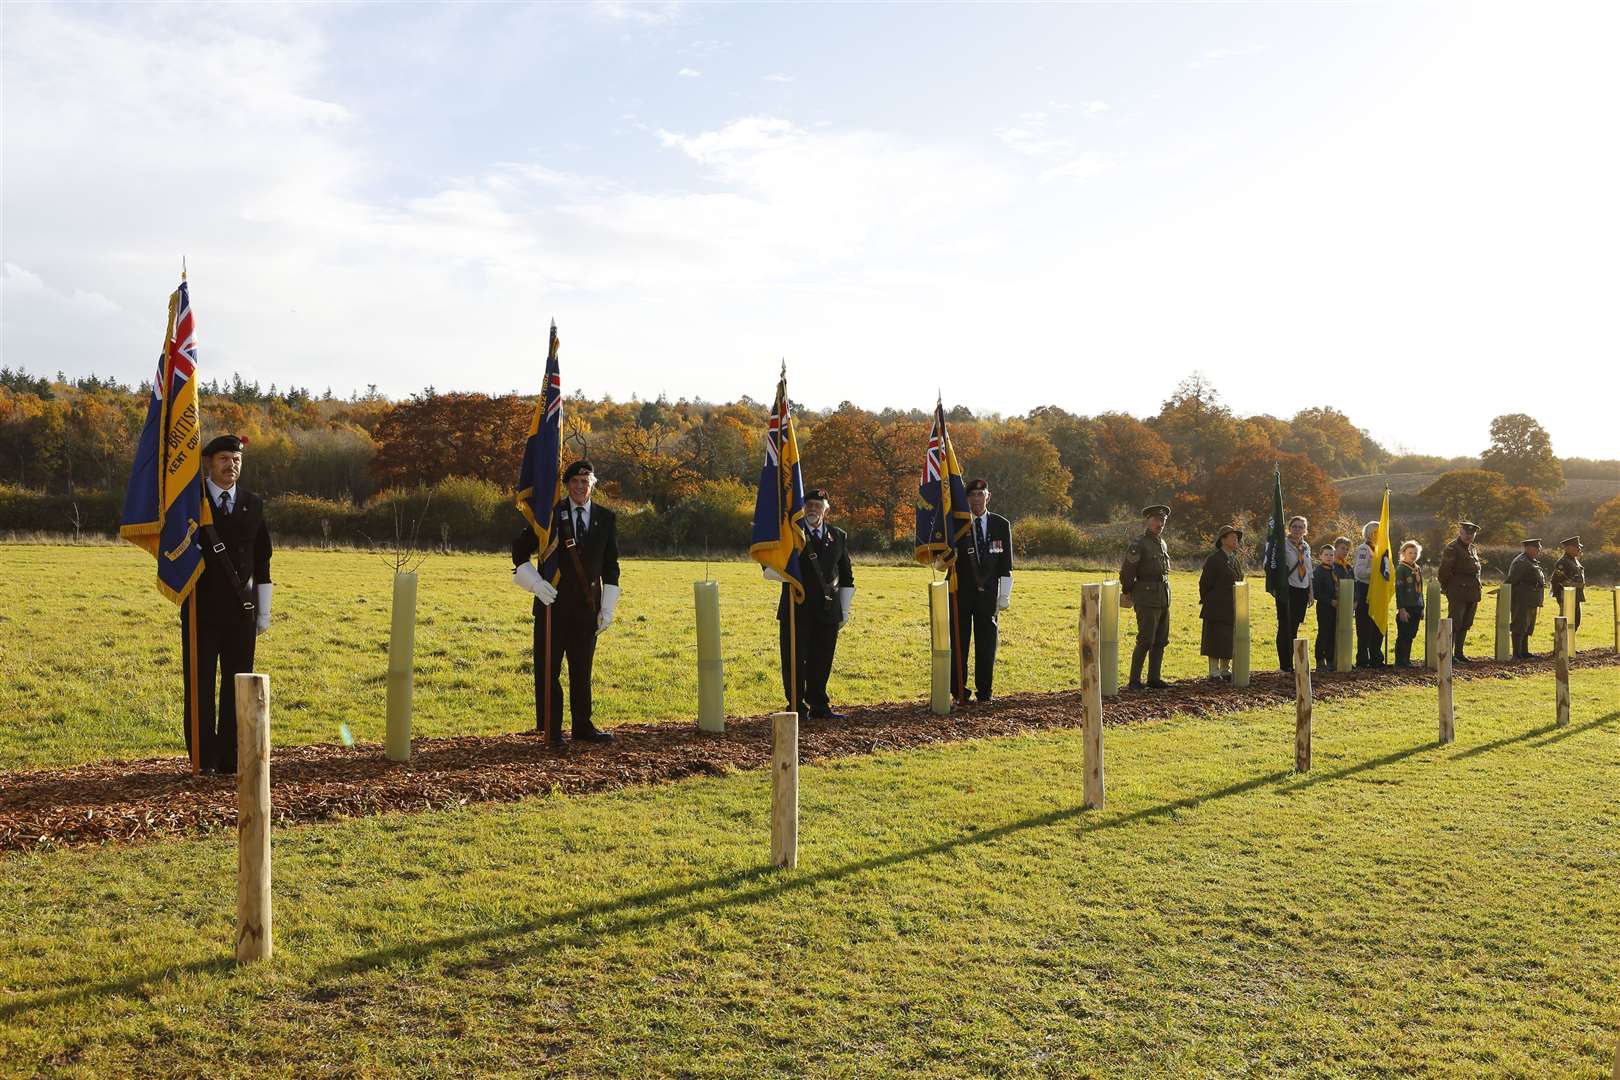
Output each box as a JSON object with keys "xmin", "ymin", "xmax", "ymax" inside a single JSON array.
[
  {"xmin": 512, "ymin": 459, "xmax": 620, "ymax": 745},
  {"xmin": 776, "ymin": 487, "xmax": 855, "ymax": 719},
  {"xmin": 187, "ymin": 433, "xmax": 273, "ymax": 773},
  {"xmin": 950, "ymin": 478, "xmax": 1013, "ymax": 704}
]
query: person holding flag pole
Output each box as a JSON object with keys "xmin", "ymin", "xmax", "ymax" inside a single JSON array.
[
  {"xmin": 1259, "ymin": 465, "xmax": 1313, "ymax": 673},
  {"xmin": 914, "ymin": 398, "xmax": 971, "ymax": 707},
  {"xmin": 512, "ymin": 322, "xmax": 620, "ymax": 746},
  {"xmin": 1355, "ymin": 488, "xmax": 1395, "ymax": 667},
  {"xmin": 750, "ymin": 365, "xmax": 810, "ymax": 718},
  {"xmin": 120, "ymin": 270, "xmax": 273, "ymax": 775}
]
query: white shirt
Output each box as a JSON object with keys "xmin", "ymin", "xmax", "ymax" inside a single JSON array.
[
  {"xmin": 1353, "ymin": 542, "xmax": 1375, "ymax": 584},
  {"xmin": 204, "ymin": 477, "xmax": 238, "ymax": 514},
  {"xmin": 972, "ymin": 513, "xmax": 990, "ymax": 544},
  {"xmin": 566, "ymin": 499, "xmax": 592, "ymax": 533},
  {"xmin": 1284, "ymin": 537, "xmax": 1312, "ymax": 588}
]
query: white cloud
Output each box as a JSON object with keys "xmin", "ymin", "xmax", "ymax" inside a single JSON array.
[
  {"xmin": 677, "ymin": 67, "xmax": 701, "ymax": 78},
  {"xmin": 591, "ymin": 1, "xmax": 682, "ymax": 27},
  {"xmin": 763, "ymin": 72, "xmax": 794, "ymax": 83},
  {"xmin": 1038, "ymin": 152, "xmax": 1120, "ymax": 182}
]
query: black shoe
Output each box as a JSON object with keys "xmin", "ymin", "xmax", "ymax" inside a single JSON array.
[
  {"xmin": 1126, "ymin": 680, "xmax": 1145, "ymax": 691},
  {"xmin": 571, "ymin": 725, "xmax": 614, "ymax": 743},
  {"xmin": 1454, "ymin": 654, "xmax": 1472, "ymax": 664},
  {"xmin": 808, "ymin": 709, "xmax": 845, "ymax": 720},
  {"xmin": 976, "ymin": 695, "xmax": 993, "ymax": 704},
  {"xmin": 1146, "ymin": 679, "xmax": 1170, "ymax": 690}
]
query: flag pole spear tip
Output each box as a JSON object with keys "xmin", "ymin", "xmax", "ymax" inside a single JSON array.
[{"xmin": 181, "ymin": 256, "xmax": 187, "ymax": 281}]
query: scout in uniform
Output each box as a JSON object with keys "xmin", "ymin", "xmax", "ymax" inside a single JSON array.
[
  {"xmin": 512, "ymin": 460, "xmax": 620, "ymax": 745},
  {"xmin": 1436, "ymin": 521, "xmax": 1484, "ymax": 662},
  {"xmin": 1275, "ymin": 515, "xmax": 1313, "ymax": 672},
  {"xmin": 186, "ymin": 434, "xmax": 273, "ymax": 774},
  {"xmin": 1549, "ymin": 536, "xmax": 1585, "ymax": 631},
  {"xmin": 1506, "ymin": 538, "xmax": 1546, "ymax": 660},
  {"xmin": 1393, "ymin": 540, "xmax": 1425, "ymax": 668},
  {"xmin": 1352, "ymin": 521, "xmax": 1385, "ymax": 667},
  {"xmin": 777, "ymin": 488, "xmax": 855, "ymax": 719},
  {"xmin": 1311, "ymin": 543, "xmax": 1339, "ymax": 672},
  {"xmin": 1120, "ymin": 504, "xmax": 1172, "ymax": 690},
  {"xmin": 1198, "ymin": 525, "xmax": 1244, "ymax": 681},
  {"xmin": 950, "ymin": 478, "xmax": 1013, "ymax": 704}
]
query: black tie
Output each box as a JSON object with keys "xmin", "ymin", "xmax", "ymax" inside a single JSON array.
[
  {"xmin": 977, "ymin": 517, "xmax": 986, "ymax": 551},
  {"xmin": 574, "ymin": 507, "xmax": 584, "ymax": 539},
  {"xmin": 218, "ymin": 490, "xmax": 231, "ymax": 516}
]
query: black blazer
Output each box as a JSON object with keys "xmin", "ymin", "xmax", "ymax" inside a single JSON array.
[
  {"xmin": 953, "ymin": 512, "xmax": 1012, "ymax": 614},
  {"xmin": 196, "ymin": 487, "xmax": 271, "ymax": 623},
  {"xmin": 512, "ymin": 502, "xmax": 620, "ymax": 617},
  {"xmin": 777, "ymin": 522, "xmax": 854, "ymax": 625}
]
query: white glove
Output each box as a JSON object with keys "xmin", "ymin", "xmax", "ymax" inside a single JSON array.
[
  {"xmin": 762, "ymin": 566, "xmax": 789, "ymax": 584},
  {"xmin": 254, "ymin": 583, "xmax": 272, "ymax": 635},
  {"xmin": 838, "ymin": 586, "xmax": 854, "ymax": 628},
  {"xmin": 996, "ymin": 575, "xmax": 1012, "ymax": 611},
  {"xmin": 514, "ymin": 563, "xmax": 558, "ymax": 605},
  {"xmin": 597, "ymin": 583, "xmax": 621, "ymax": 634}
]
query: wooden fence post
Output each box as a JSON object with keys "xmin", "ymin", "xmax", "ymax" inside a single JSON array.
[
  {"xmin": 1335, "ymin": 577, "xmax": 1354, "ymax": 673},
  {"xmin": 1294, "ymin": 637, "xmax": 1311, "ymax": 772},
  {"xmin": 1554, "ymin": 615, "xmax": 1570, "ymax": 728},
  {"xmin": 928, "ymin": 580, "xmax": 952, "ymax": 716},
  {"xmin": 1494, "ymin": 585, "xmax": 1512, "ymax": 662},
  {"xmin": 1100, "ymin": 580, "xmax": 1121, "ymax": 699},
  {"xmin": 235, "ymin": 673, "xmax": 272, "ymax": 964},
  {"xmin": 1424, "ymin": 579, "xmax": 1441, "ymax": 670},
  {"xmin": 1081, "ymin": 583, "xmax": 1104, "ymax": 810},
  {"xmin": 1232, "ymin": 581, "xmax": 1251, "ymax": 688},
  {"xmin": 385, "ymin": 570, "xmax": 417, "ymax": 762},
  {"xmin": 1437, "ymin": 618, "xmax": 1454, "ymax": 745},
  {"xmin": 771, "ymin": 710, "xmax": 798, "ymax": 869},
  {"xmin": 694, "ymin": 580, "xmax": 725, "ymax": 732}
]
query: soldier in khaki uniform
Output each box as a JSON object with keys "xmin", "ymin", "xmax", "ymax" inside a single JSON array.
[
  {"xmin": 1506, "ymin": 538, "xmax": 1546, "ymax": 659},
  {"xmin": 1120, "ymin": 504, "xmax": 1172, "ymax": 690},
  {"xmin": 1549, "ymin": 535, "xmax": 1585, "ymax": 631},
  {"xmin": 1436, "ymin": 521, "xmax": 1484, "ymax": 662}
]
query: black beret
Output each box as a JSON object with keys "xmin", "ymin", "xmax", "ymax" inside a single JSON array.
[
  {"xmin": 202, "ymin": 434, "xmax": 244, "ymax": 456},
  {"xmin": 804, "ymin": 488, "xmax": 831, "ymax": 503},
  {"xmin": 966, "ymin": 478, "xmax": 989, "ymax": 493},
  {"xmin": 562, "ymin": 460, "xmax": 595, "ymax": 481}
]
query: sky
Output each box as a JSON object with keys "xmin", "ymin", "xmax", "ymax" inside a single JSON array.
[{"xmin": 3, "ymin": 1, "xmax": 1617, "ymax": 458}]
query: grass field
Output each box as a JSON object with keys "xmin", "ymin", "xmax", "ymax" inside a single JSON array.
[
  {"xmin": 3, "ymin": 670, "xmax": 1617, "ymax": 1076},
  {"xmin": 2, "ymin": 543, "xmax": 1615, "ymax": 772}
]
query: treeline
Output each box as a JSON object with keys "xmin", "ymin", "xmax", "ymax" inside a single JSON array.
[{"xmin": 4, "ymin": 366, "xmax": 1618, "ymax": 556}]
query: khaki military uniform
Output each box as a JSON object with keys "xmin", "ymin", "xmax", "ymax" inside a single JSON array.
[
  {"xmin": 1507, "ymin": 552, "xmax": 1546, "ymax": 658},
  {"xmin": 1549, "ymin": 554, "xmax": 1585, "ymax": 630},
  {"xmin": 1120, "ymin": 530, "xmax": 1172, "ymax": 685},
  {"xmin": 1436, "ymin": 536, "xmax": 1483, "ymax": 659}
]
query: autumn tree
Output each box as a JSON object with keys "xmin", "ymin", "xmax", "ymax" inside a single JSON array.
[
  {"xmin": 1283, "ymin": 407, "xmax": 1386, "ymax": 478},
  {"xmin": 1183, "ymin": 443, "xmax": 1342, "ymax": 542},
  {"xmin": 1480, "ymin": 413, "xmax": 1563, "ymax": 494},
  {"xmin": 1419, "ymin": 469, "xmax": 1551, "ymax": 535},
  {"xmin": 963, "ymin": 422, "xmax": 1073, "ymax": 520},
  {"xmin": 1150, "ymin": 373, "xmax": 1244, "ymax": 485},
  {"xmin": 1589, "ymin": 494, "xmax": 1620, "ymax": 551},
  {"xmin": 1092, "ymin": 412, "xmax": 1185, "ymax": 518},
  {"xmin": 370, "ymin": 392, "xmax": 531, "ymax": 488},
  {"xmin": 1026, "ymin": 406, "xmax": 1106, "ymax": 520}
]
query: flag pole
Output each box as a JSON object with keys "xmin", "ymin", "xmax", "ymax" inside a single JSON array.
[
  {"xmin": 543, "ymin": 605, "xmax": 554, "ymax": 739},
  {"xmin": 186, "ymin": 599, "xmax": 201, "ymax": 774},
  {"xmin": 948, "ymin": 563, "xmax": 965, "ymax": 704},
  {"xmin": 789, "ymin": 588, "xmax": 798, "ymax": 717}
]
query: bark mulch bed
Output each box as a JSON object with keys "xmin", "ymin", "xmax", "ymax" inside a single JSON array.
[{"xmin": 4, "ymin": 649, "xmax": 1615, "ymax": 852}]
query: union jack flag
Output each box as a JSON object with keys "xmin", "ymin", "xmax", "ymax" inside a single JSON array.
[
  {"xmin": 914, "ymin": 398, "xmax": 969, "ymax": 565},
  {"xmin": 516, "ymin": 321, "xmax": 566, "ymax": 583}
]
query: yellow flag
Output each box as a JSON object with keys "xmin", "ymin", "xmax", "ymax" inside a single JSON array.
[{"xmin": 1366, "ymin": 487, "xmax": 1395, "ymax": 636}]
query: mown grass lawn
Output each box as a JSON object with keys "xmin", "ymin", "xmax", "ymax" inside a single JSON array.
[
  {"xmin": 1, "ymin": 542, "xmax": 1614, "ymax": 771},
  {"xmin": 3, "ymin": 670, "xmax": 1618, "ymax": 1077}
]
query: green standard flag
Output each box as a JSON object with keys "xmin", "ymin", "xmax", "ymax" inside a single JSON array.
[{"xmin": 1261, "ymin": 464, "xmax": 1288, "ymax": 598}]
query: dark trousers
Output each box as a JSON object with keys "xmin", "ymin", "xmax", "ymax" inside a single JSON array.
[
  {"xmin": 1275, "ymin": 588, "xmax": 1309, "ymax": 669},
  {"xmin": 180, "ymin": 599, "xmax": 256, "ymax": 773},
  {"xmin": 1314, "ymin": 602, "xmax": 1336, "ymax": 668},
  {"xmin": 1449, "ymin": 597, "xmax": 1477, "ymax": 657},
  {"xmin": 1553, "ymin": 590, "xmax": 1582, "ymax": 630},
  {"xmin": 1130, "ymin": 604, "xmax": 1170, "ymax": 683},
  {"xmin": 779, "ymin": 610, "xmax": 839, "ymax": 714},
  {"xmin": 951, "ymin": 594, "xmax": 999, "ymax": 699},
  {"xmin": 534, "ymin": 606, "xmax": 597, "ymax": 737},
  {"xmin": 1354, "ymin": 582, "xmax": 1384, "ymax": 666},
  {"xmin": 1511, "ymin": 607, "xmax": 1539, "ymax": 657},
  {"xmin": 1394, "ymin": 606, "xmax": 1423, "ymax": 665}
]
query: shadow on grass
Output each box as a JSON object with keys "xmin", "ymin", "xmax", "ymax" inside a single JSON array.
[
  {"xmin": 1526, "ymin": 709, "xmax": 1618, "ymax": 750},
  {"xmin": 8, "ymin": 710, "xmax": 1612, "ymax": 1019}
]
